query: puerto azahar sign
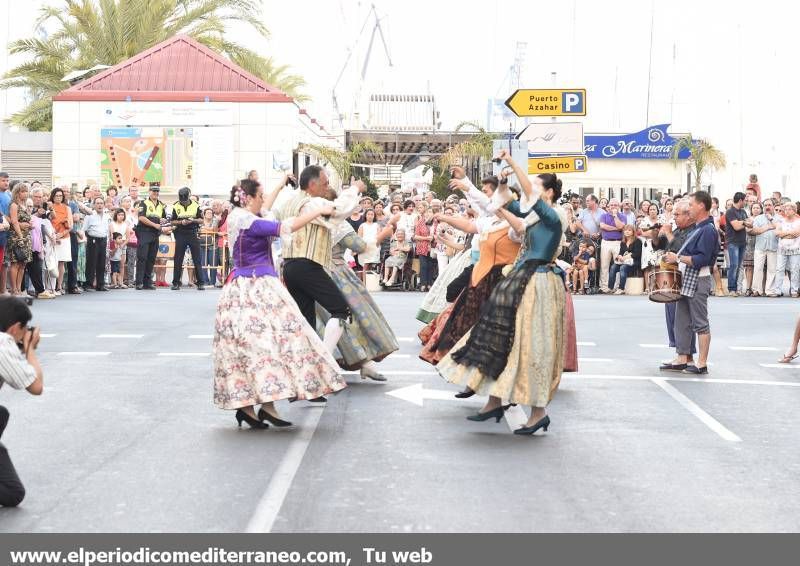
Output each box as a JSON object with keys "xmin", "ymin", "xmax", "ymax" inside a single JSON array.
[{"xmin": 583, "ymin": 124, "xmax": 690, "ymax": 160}]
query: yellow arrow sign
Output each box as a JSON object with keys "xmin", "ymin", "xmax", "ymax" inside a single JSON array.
[
  {"xmin": 505, "ymin": 89, "xmax": 587, "ymax": 117},
  {"xmin": 528, "ymin": 155, "xmax": 589, "ymax": 174}
]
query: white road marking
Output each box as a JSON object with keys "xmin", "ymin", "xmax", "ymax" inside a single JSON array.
[
  {"xmin": 345, "ymin": 371, "xmax": 434, "ymax": 376},
  {"xmin": 578, "ymin": 358, "xmax": 614, "ymax": 363},
  {"xmin": 574, "ymin": 374, "xmax": 800, "ymax": 387},
  {"xmin": 40, "ymin": 333, "xmax": 57, "ymax": 338},
  {"xmin": 387, "ymin": 354, "xmax": 411, "ymax": 359},
  {"xmin": 97, "ymin": 334, "xmax": 144, "ymax": 339},
  {"xmin": 650, "ymin": 378, "xmax": 742, "ymax": 442},
  {"xmin": 639, "ymin": 344, "xmax": 670, "ymax": 349},
  {"xmin": 386, "ymin": 383, "xmax": 471, "ymax": 406},
  {"xmin": 730, "ymin": 346, "xmax": 778, "ymax": 351},
  {"xmin": 57, "ymin": 351, "xmax": 111, "ymax": 357},
  {"xmin": 157, "ymin": 352, "xmax": 210, "ymax": 357},
  {"xmin": 396, "ymin": 337, "xmax": 415, "ymax": 343},
  {"xmin": 188, "ymin": 335, "xmax": 213, "ymax": 339},
  {"xmin": 577, "ymin": 341, "xmax": 596, "ymax": 346},
  {"xmin": 246, "ymin": 407, "xmax": 325, "ymax": 533},
  {"xmin": 760, "ymin": 363, "xmax": 800, "ymax": 369},
  {"xmin": 357, "ymin": 370, "xmax": 800, "ymax": 388}
]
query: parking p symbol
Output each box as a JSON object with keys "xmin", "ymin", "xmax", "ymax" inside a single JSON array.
[
  {"xmin": 562, "ymin": 92, "xmax": 584, "ymax": 114},
  {"xmin": 574, "ymin": 158, "xmax": 585, "ymax": 171}
]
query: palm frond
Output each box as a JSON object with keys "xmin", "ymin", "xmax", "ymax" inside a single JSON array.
[
  {"xmin": 6, "ymin": 0, "xmax": 307, "ymax": 131},
  {"xmin": 671, "ymin": 135, "xmax": 726, "ymax": 192},
  {"xmin": 6, "ymin": 95, "xmax": 54, "ymax": 131}
]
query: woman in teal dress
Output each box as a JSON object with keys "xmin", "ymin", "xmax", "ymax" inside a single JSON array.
[
  {"xmin": 437, "ymin": 151, "xmax": 568, "ymax": 435},
  {"xmin": 316, "ymin": 215, "xmax": 400, "ymax": 380}
]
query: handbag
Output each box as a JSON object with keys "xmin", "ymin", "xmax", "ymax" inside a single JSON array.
[{"xmin": 11, "ymin": 243, "xmax": 28, "ymax": 262}]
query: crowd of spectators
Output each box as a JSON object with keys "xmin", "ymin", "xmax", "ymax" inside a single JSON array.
[
  {"xmin": 560, "ymin": 177, "xmax": 795, "ymax": 297},
  {"xmin": 2, "ymin": 169, "xmax": 791, "ymax": 300},
  {"xmin": 0, "ymin": 174, "xmax": 232, "ymax": 298}
]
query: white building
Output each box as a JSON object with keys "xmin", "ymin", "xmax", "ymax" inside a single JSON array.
[{"xmin": 51, "ymin": 35, "xmax": 336, "ymax": 196}]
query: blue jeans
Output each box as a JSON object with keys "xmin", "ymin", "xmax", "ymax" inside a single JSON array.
[
  {"xmin": 608, "ymin": 263, "xmax": 633, "ymax": 291},
  {"xmin": 727, "ymin": 243, "xmax": 746, "ymax": 291},
  {"xmin": 418, "ymin": 254, "xmax": 434, "ymax": 287},
  {"xmin": 202, "ymin": 245, "xmax": 217, "ymax": 286}
]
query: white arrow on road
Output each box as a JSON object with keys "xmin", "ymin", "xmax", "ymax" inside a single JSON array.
[
  {"xmin": 386, "ymin": 383, "xmax": 476, "ymax": 407},
  {"xmin": 386, "ymin": 384, "xmax": 529, "ymax": 433}
]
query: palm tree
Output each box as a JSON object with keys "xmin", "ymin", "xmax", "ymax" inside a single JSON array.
[
  {"xmin": 2, "ymin": 0, "xmax": 307, "ymax": 131},
  {"xmin": 303, "ymin": 141, "xmax": 385, "ymax": 185},
  {"xmin": 671, "ymin": 136, "xmax": 727, "ymax": 194},
  {"xmin": 434, "ymin": 121, "xmax": 499, "ymax": 172}
]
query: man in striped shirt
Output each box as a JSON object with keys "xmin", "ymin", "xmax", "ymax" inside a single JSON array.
[{"xmin": 0, "ymin": 296, "xmax": 44, "ymax": 507}]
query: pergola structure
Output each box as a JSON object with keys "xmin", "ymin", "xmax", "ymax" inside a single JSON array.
[{"xmin": 345, "ymin": 129, "xmax": 498, "ymax": 172}]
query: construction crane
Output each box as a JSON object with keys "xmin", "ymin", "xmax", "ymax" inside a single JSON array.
[{"xmin": 331, "ymin": 3, "xmax": 393, "ymax": 130}]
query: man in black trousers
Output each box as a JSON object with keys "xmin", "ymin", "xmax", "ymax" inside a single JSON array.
[
  {"xmin": 170, "ymin": 187, "xmax": 205, "ymax": 291},
  {"xmin": 134, "ymin": 185, "xmax": 166, "ymax": 290},
  {"xmin": 82, "ymin": 197, "xmax": 111, "ymax": 291}
]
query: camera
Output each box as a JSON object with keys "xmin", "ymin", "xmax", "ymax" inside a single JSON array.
[
  {"xmin": 491, "ymin": 158, "xmax": 503, "ymax": 164},
  {"xmin": 286, "ymin": 177, "xmax": 297, "ymax": 188}
]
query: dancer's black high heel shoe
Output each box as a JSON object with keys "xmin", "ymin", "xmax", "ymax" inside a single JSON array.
[
  {"xmin": 257, "ymin": 408, "xmax": 292, "ymax": 427},
  {"xmin": 466, "ymin": 404, "xmax": 512, "ymax": 423},
  {"xmin": 454, "ymin": 388, "xmax": 475, "ymax": 399},
  {"xmin": 236, "ymin": 409, "xmax": 269, "ymax": 429},
  {"xmin": 514, "ymin": 415, "xmax": 550, "ymax": 436}
]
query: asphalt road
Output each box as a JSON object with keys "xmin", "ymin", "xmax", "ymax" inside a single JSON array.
[{"xmin": 1, "ymin": 287, "xmax": 799, "ymax": 532}]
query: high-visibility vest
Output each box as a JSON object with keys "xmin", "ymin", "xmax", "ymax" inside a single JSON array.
[
  {"xmin": 172, "ymin": 200, "xmax": 199, "ymax": 219},
  {"xmin": 138, "ymin": 199, "xmax": 165, "ymax": 233}
]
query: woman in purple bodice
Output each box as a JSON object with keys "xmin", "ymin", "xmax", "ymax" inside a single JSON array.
[{"xmin": 213, "ymin": 179, "xmax": 347, "ymax": 429}]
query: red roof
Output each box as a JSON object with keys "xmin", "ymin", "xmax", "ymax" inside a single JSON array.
[{"xmin": 53, "ymin": 35, "xmax": 292, "ymax": 103}]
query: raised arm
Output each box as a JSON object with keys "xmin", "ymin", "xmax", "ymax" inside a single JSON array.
[
  {"xmin": 495, "ymin": 149, "xmax": 532, "ymax": 201},
  {"xmin": 288, "ymin": 204, "xmax": 335, "ymax": 233},
  {"xmin": 496, "ymin": 207, "xmax": 527, "ymax": 235},
  {"xmin": 263, "ymin": 174, "xmax": 296, "ymax": 212},
  {"xmin": 433, "ymin": 212, "xmax": 478, "ymax": 235}
]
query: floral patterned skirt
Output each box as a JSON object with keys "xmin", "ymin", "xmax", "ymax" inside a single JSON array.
[{"xmin": 213, "ymin": 275, "xmax": 347, "ymax": 410}]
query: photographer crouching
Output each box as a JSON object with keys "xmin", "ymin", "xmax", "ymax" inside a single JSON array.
[{"xmin": 0, "ymin": 295, "xmax": 44, "ymax": 506}]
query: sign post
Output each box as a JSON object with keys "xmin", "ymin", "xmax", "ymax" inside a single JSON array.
[
  {"xmin": 505, "ymin": 89, "xmax": 587, "ymax": 117},
  {"xmin": 527, "ymin": 156, "xmax": 589, "ymax": 174}
]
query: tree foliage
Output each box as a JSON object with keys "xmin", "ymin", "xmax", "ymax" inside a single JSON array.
[
  {"xmin": 671, "ymin": 136, "xmax": 727, "ymax": 194},
  {"xmin": 2, "ymin": 0, "xmax": 308, "ymax": 131},
  {"xmin": 303, "ymin": 141, "xmax": 385, "ymax": 186}
]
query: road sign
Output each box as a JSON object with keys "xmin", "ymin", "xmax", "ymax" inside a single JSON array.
[
  {"xmin": 518, "ymin": 122, "xmax": 585, "ymax": 154},
  {"xmin": 528, "ymin": 155, "xmax": 588, "ymax": 174},
  {"xmin": 505, "ymin": 89, "xmax": 586, "ymax": 117}
]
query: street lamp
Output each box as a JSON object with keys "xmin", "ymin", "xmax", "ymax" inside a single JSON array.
[{"xmin": 418, "ymin": 144, "xmax": 432, "ymax": 164}]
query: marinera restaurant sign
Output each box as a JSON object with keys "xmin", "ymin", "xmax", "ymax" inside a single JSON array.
[{"xmin": 583, "ymin": 124, "xmax": 691, "ymax": 159}]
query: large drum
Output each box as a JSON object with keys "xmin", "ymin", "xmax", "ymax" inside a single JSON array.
[{"xmin": 648, "ymin": 267, "xmax": 682, "ymax": 303}]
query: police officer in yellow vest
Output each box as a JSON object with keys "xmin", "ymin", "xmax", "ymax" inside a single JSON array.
[
  {"xmin": 170, "ymin": 187, "xmax": 205, "ymax": 291},
  {"xmin": 134, "ymin": 185, "xmax": 168, "ymax": 290}
]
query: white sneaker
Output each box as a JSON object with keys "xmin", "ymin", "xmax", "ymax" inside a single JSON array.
[
  {"xmin": 614, "ymin": 289, "xmax": 625, "ymax": 295},
  {"xmin": 37, "ymin": 291, "xmax": 55, "ymax": 299}
]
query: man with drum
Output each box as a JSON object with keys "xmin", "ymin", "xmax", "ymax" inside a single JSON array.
[
  {"xmin": 652, "ymin": 199, "xmax": 697, "ymax": 370},
  {"xmin": 661, "ymin": 192, "xmax": 720, "ymax": 376}
]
